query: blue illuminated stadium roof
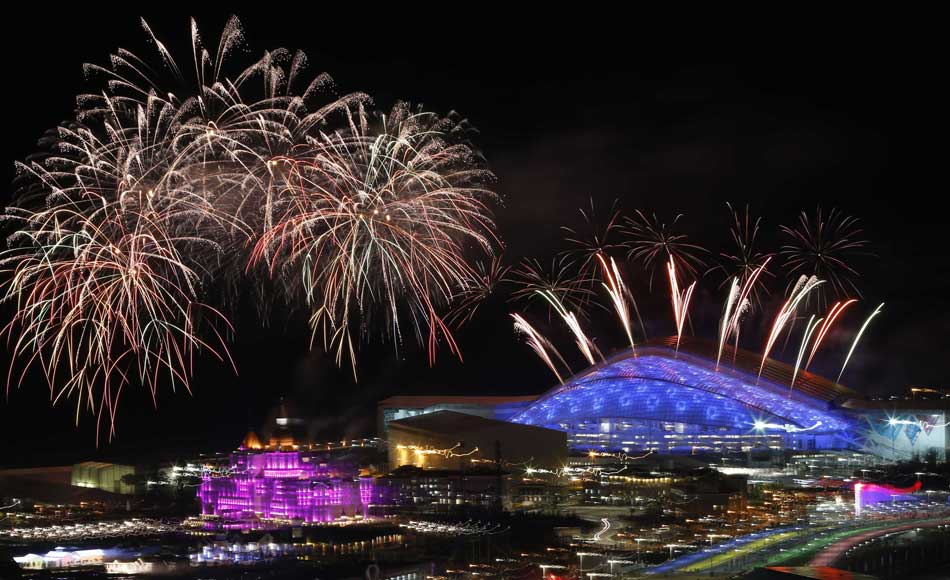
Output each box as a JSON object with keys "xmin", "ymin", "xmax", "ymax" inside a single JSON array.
[{"xmin": 510, "ymin": 340, "xmax": 857, "ymax": 435}]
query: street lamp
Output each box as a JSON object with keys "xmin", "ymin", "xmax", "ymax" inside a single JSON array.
[
  {"xmin": 663, "ymin": 543, "xmax": 688, "ymax": 561},
  {"xmin": 577, "ymin": 552, "xmax": 602, "ymax": 573},
  {"xmin": 607, "ymin": 559, "xmax": 635, "ymax": 577},
  {"xmin": 539, "ymin": 564, "xmax": 565, "ymax": 579},
  {"xmin": 633, "ymin": 538, "xmax": 648, "ymax": 562}
]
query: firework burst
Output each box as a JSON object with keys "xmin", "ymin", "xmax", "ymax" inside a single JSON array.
[
  {"xmin": 508, "ymin": 256, "xmax": 596, "ymax": 319},
  {"xmin": 2, "ymin": 35, "xmax": 247, "ymax": 438},
  {"xmin": 780, "ymin": 207, "xmax": 869, "ymax": 304},
  {"xmin": 709, "ymin": 203, "xmax": 774, "ymax": 307},
  {"xmin": 445, "ymin": 256, "xmax": 510, "ymax": 327},
  {"xmin": 622, "ymin": 210, "xmax": 707, "ymax": 289},
  {"xmin": 79, "ymin": 16, "xmax": 370, "ymax": 305},
  {"xmin": 2, "ymin": 17, "xmax": 497, "ymax": 436},
  {"xmin": 561, "ymin": 199, "xmax": 625, "ymax": 276},
  {"xmin": 1, "ymin": 205, "xmax": 232, "ymax": 442},
  {"xmin": 251, "ymin": 102, "xmax": 500, "ymax": 376}
]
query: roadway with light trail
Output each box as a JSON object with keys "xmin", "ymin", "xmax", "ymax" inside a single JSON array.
[
  {"xmin": 809, "ymin": 518, "xmax": 950, "ymax": 567},
  {"xmin": 647, "ymin": 516, "xmax": 950, "ymax": 575},
  {"xmin": 648, "ymin": 526, "xmax": 803, "ymax": 574}
]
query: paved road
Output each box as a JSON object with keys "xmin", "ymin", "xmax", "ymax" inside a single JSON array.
[
  {"xmin": 648, "ymin": 516, "xmax": 950, "ymax": 575},
  {"xmin": 809, "ymin": 518, "xmax": 950, "ymax": 567}
]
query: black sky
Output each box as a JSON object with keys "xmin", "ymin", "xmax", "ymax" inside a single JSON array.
[{"xmin": 1, "ymin": 9, "xmax": 945, "ymax": 466}]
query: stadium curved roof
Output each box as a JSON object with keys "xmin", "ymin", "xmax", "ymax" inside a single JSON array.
[{"xmin": 510, "ymin": 337, "xmax": 857, "ymax": 435}]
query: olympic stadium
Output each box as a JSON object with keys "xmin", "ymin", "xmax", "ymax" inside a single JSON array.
[
  {"xmin": 379, "ymin": 337, "xmax": 949, "ymax": 461},
  {"xmin": 509, "ymin": 337, "xmax": 859, "ymax": 454}
]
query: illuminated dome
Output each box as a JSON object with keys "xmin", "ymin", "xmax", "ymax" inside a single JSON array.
[{"xmin": 510, "ymin": 337, "xmax": 859, "ymax": 454}]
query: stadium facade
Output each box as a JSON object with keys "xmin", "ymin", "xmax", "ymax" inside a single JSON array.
[{"xmin": 379, "ymin": 338, "xmax": 949, "ymax": 461}]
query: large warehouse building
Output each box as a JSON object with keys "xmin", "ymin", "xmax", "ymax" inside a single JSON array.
[
  {"xmin": 378, "ymin": 338, "xmax": 949, "ymax": 462},
  {"xmin": 386, "ymin": 410, "xmax": 566, "ymax": 471}
]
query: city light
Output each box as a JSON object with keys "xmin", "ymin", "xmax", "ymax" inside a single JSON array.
[{"xmin": 0, "ymin": 12, "xmax": 943, "ymax": 580}]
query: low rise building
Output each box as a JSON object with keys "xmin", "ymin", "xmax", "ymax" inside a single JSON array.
[
  {"xmin": 373, "ymin": 465, "xmax": 509, "ymax": 511},
  {"xmin": 386, "ymin": 410, "xmax": 566, "ymax": 472},
  {"xmin": 71, "ymin": 462, "xmax": 136, "ymax": 495}
]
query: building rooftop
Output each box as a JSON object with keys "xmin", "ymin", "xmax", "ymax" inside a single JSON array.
[
  {"xmin": 514, "ymin": 339, "xmax": 858, "ymax": 436},
  {"xmin": 642, "ymin": 336, "xmax": 861, "ymax": 404},
  {"xmin": 388, "ymin": 410, "xmax": 559, "ymax": 437},
  {"xmin": 381, "ymin": 464, "xmax": 509, "ymax": 479},
  {"xmin": 378, "ymin": 394, "xmax": 538, "ymax": 408}
]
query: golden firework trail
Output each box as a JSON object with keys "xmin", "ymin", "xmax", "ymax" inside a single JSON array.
[
  {"xmin": 836, "ymin": 302, "xmax": 884, "ymax": 384},
  {"xmin": 511, "ymin": 313, "xmax": 570, "ymax": 384},
  {"xmin": 758, "ymin": 275, "xmax": 823, "ymax": 382},
  {"xmin": 717, "ymin": 277, "xmax": 741, "ymax": 370},
  {"xmin": 716, "ymin": 257, "xmax": 771, "ymax": 370},
  {"xmin": 790, "ymin": 315, "xmax": 823, "ymax": 393},
  {"xmin": 805, "ymin": 298, "xmax": 858, "ymax": 371},
  {"xmin": 596, "ymin": 254, "xmax": 637, "ymax": 353},
  {"xmin": 537, "ymin": 290, "xmax": 601, "ymax": 366},
  {"xmin": 666, "ymin": 258, "xmax": 696, "ymax": 355}
]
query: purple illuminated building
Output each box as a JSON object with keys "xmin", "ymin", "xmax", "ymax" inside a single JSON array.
[{"xmin": 198, "ymin": 433, "xmax": 373, "ymax": 525}]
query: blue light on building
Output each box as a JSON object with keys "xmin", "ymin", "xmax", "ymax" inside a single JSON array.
[{"xmin": 510, "ymin": 346, "xmax": 858, "ymax": 454}]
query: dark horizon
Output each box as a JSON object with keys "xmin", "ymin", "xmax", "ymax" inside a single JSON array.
[{"xmin": 1, "ymin": 9, "xmax": 945, "ymax": 467}]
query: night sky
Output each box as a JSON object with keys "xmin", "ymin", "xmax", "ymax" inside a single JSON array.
[{"xmin": 1, "ymin": 10, "xmax": 945, "ymax": 467}]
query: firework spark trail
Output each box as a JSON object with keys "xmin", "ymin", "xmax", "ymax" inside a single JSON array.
[
  {"xmin": 805, "ymin": 298, "xmax": 858, "ymax": 371},
  {"xmin": 589, "ymin": 449, "xmax": 654, "ymax": 462},
  {"xmin": 790, "ymin": 315, "xmax": 823, "ymax": 393},
  {"xmin": 729, "ymin": 258, "xmax": 771, "ymax": 326},
  {"xmin": 511, "ymin": 313, "xmax": 570, "ymax": 384},
  {"xmin": 717, "ymin": 278, "xmax": 740, "ymax": 371},
  {"xmin": 596, "ymin": 254, "xmax": 637, "ymax": 353},
  {"xmin": 537, "ymin": 290, "xmax": 601, "ymax": 366},
  {"xmin": 666, "ymin": 258, "xmax": 696, "ymax": 355},
  {"xmin": 758, "ymin": 275, "xmax": 824, "ymax": 382},
  {"xmin": 715, "ymin": 258, "xmax": 771, "ymax": 370},
  {"xmin": 836, "ymin": 302, "xmax": 884, "ymax": 384}
]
